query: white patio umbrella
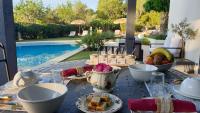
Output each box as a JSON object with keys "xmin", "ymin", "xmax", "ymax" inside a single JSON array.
[
  {"xmin": 71, "ymin": 19, "xmax": 86, "ymax": 35},
  {"xmin": 113, "ymin": 18, "xmax": 127, "ymax": 24}
]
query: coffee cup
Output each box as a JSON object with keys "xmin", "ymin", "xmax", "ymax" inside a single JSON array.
[{"xmin": 13, "ymin": 70, "xmax": 39, "ymax": 87}]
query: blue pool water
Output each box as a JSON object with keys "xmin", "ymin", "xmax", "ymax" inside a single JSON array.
[{"xmin": 17, "ymin": 42, "xmax": 79, "ymax": 68}]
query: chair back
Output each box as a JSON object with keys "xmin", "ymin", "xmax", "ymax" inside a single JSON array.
[
  {"xmin": 164, "ymin": 34, "xmax": 182, "ymax": 57},
  {"xmin": 115, "ymin": 30, "xmax": 121, "ymax": 36},
  {"xmin": 81, "ymin": 30, "xmax": 88, "ymax": 36},
  {"xmin": 164, "ymin": 34, "xmax": 182, "ymax": 48},
  {"xmin": 69, "ymin": 31, "xmax": 76, "ymax": 36}
]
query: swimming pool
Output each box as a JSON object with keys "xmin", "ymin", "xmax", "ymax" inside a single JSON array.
[{"xmin": 17, "ymin": 42, "xmax": 80, "ymax": 69}]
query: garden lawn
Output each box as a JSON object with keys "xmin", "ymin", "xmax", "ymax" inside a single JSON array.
[
  {"xmin": 16, "ymin": 36, "xmax": 81, "ymax": 42},
  {"xmin": 63, "ymin": 50, "xmax": 97, "ymax": 61}
]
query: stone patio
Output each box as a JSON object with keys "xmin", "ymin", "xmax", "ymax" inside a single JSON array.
[{"xmin": 32, "ymin": 59, "xmax": 87, "ymax": 73}]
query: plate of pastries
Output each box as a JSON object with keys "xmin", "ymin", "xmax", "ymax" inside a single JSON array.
[{"xmin": 76, "ymin": 93, "xmax": 122, "ymax": 113}]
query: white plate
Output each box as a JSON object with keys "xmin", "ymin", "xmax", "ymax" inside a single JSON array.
[
  {"xmin": 76, "ymin": 93, "xmax": 123, "ymax": 113},
  {"xmin": 173, "ymin": 86, "xmax": 200, "ymax": 100},
  {"xmin": 67, "ymin": 74, "xmax": 88, "ymax": 80}
]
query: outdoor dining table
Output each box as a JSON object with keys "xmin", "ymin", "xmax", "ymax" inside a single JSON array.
[{"xmin": 1, "ymin": 65, "xmax": 200, "ymax": 113}]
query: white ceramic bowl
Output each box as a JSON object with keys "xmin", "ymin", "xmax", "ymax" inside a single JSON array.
[
  {"xmin": 17, "ymin": 83, "xmax": 68, "ymax": 113},
  {"xmin": 128, "ymin": 64, "xmax": 158, "ymax": 81},
  {"xmin": 179, "ymin": 77, "xmax": 200, "ymax": 98}
]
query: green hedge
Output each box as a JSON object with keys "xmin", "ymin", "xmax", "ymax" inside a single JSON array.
[
  {"xmin": 90, "ymin": 19, "xmax": 120, "ymax": 32},
  {"xmin": 147, "ymin": 34, "xmax": 167, "ymax": 40},
  {"xmin": 15, "ymin": 23, "xmax": 78, "ymax": 40},
  {"xmin": 140, "ymin": 38, "xmax": 150, "ymax": 45},
  {"xmin": 15, "ymin": 22, "xmax": 119, "ymax": 40}
]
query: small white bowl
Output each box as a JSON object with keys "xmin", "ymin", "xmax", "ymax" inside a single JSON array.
[
  {"xmin": 17, "ymin": 83, "xmax": 67, "ymax": 113},
  {"xmin": 128, "ymin": 64, "xmax": 158, "ymax": 81},
  {"xmin": 178, "ymin": 78, "xmax": 200, "ymax": 98}
]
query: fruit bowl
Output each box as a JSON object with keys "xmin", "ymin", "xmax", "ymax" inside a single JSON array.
[
  {"xmin": 154, "ymin": 63, "xmax": 173, "ymax": 72},
  {"xmin": 144, "ymin": 47, "xmax": 174, "ymax": 72}
]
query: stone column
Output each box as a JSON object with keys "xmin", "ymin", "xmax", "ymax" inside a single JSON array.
[
  {"xmin": 126, "ymin": 0, "xmax": 136, "ymax": 54},
  {"xmin": 0, "ymin": 0, "xmax": 17, "ymax": 83}
]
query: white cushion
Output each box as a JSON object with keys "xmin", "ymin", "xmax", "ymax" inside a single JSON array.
[
  {"xmin": 138, "ymin": 33, "xmax": 144, "ymax": 39},
  {"xmin": 168, "ymin": 34, "xmax": 182, "ymax": 48},
  {"xmin": 82, "ymin": 30, "xmax": 88, "ymax": 36},
  {"xmin": 167, "ymin": 34, "xmax": 182, "ymax": 57},
  {"xmin": 115, "ymin": 30, "xmax": 121, "ymax": 35},
  {"xmin": 164, "ymin": 35, "xmax": 172, "ymax": 47},
  {"xmin": 150, "ymin": 34, "xmax": 182, "ymax": 57}
]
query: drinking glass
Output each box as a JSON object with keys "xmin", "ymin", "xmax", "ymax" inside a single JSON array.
[
  {"xmin": 51, "ymin": 69, "xmax": 64, "ymax": 84},
  {"xmin": 150, "ymin": 72, "xmax": 166, "ymax": 97},
  {"xmin": 194, "ymin": 63, "xmax": 200, "ymax": 77}
]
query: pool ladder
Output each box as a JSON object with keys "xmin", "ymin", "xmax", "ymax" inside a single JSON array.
[{"xmin": 0, "ymin": 42, "xmax": 10, "ymax": 81}]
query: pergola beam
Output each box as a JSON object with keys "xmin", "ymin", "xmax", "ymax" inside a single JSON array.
[
  {"xmin": 0, "ymin": 0, "xmax": 17, "ymax": 83},
  {"xmin": 126, "ymin": 0, "xmax": 137, "ymax": 54}
]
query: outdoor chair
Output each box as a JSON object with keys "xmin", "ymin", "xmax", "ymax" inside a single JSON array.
[
  {"xmin": 149, "ymin": 34, "xmax": 182, "ymax": 58},
  {"xmin": 114, "ymin": 30, "xmax": 121, "ymax": 37},
  {"xmin": 97, "ymin": 29, "xmax": 102, "ymax": 34},
  {"xmin": 68, "ymin": 31, "xmax": 76, "ymax": 37},
  {"xmin": 81, "ymin": 30, "xmax": 88, "ymax": 36}
]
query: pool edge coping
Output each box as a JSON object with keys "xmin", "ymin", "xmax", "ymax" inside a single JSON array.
[
  {"xmin": 17, "ymin": 40, "xmax": 85, "ymax": 70},
  {"xmin": 31, "ymin": 46, "xmax": 85, "ymax": 70}
]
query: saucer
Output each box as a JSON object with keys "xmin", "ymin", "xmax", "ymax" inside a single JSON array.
[{"xmin": 173, "ymin": 85, "xmax": 200, "ymax": 100}]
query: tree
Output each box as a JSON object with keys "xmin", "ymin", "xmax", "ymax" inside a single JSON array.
[
  {"xmin": 72, "ymin": 0, "xmax": 95, "ymax": 23},
  {"xmin": 52, "ymin": 0, "xmax": 95, "ymax": 24},
  {"xmin": 44, "ymin": 8, "xmax": 59, "ymax": 24},
  {"xmin": 144, "ymin": 0, "xmax": 170, "ymax": 34},
  {"xmin": 14, "ymin": 0, "xmax": 46, "ymax": 24},
  {"xmin": 136, "ymin": 0, "xmax": 147, "ymax": 19},
  {"xmin": 53, "ymin": 1, "xmax": 74, "ymax": 24},
  {"xmin": 137, "ymin": 11, "xmax": 160, "ymax": 29},
  {"xmin": 97, "ymin": 0, "xmax": 127, "ymax": 20}
]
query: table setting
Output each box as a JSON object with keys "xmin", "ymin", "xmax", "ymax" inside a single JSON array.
[{"xmin": 0, "ymin": 48, "xmax": 200, "ymax": 113}]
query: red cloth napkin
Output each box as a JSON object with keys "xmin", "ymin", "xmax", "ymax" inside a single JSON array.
[
  {"xmin": 128, "ymin": 98, "xmax": 196, "ymax": 112},
  {"xmin": 173, "ymin": 99, "xmax": 196, "ymax": 112},
  {"xmin": 128, "ymin": 99, "xmax": 157, "ymax": 111},
  {"xmin": 61, "ymin": 65, "xmax": 94, "ymax": 77}
]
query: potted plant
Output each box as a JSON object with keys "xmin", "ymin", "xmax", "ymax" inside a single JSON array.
[{"xmin": 171, "ymin": 19, "xmax": 198, "ymax": 58}]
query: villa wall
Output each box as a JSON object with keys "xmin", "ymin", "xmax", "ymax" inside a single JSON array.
[{"xmin": 167, "ymin": 0, "xmax": 200, "ymax": 63}]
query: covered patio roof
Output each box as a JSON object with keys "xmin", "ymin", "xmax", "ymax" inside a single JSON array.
[{"xmin": 0, "ymin": 0, "xmax": 137, "ymax": 84}]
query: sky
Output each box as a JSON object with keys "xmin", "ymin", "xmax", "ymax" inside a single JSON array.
[{"xmin": 13, "ymin": 0, "xmax": 99, "ymax": 10}]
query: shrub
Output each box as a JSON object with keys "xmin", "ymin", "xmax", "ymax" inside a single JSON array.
[
  {"xmin": 79, "ymin": 31, "xmax": 114, "ymax": 50},
  {"xmin": 100, "ymin": 31, "xmax": 114, "ymax": 40},
  {"xmin": 135, "ymin": 24, "xmax": 144, "ymax": 32},
  {"xmin": 148, "ymin": 34, "xmax": 166, "ymax": 40},
  {"xmin": 140, "ymin": 38, "xmax": 150, "ymax": 45},
  {"xmin": 136, "ymin": 11, "xmax": 160, "ymax": 30}
]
